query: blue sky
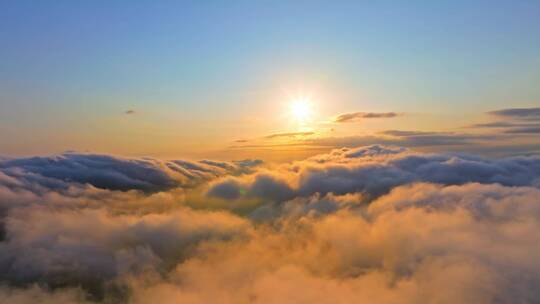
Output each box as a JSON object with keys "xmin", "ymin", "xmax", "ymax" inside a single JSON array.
[{"xmin": 1, "ymin": 1, "xmax": 539, "ymax": 157}]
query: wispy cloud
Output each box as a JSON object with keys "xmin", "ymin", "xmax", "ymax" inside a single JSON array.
[
  {"xmin": 488, "ymin": 107, "xmax": 540, "ymax": 119},
  {"xmin": 469, "ymin": 107, "xmax": 540, "ymax": 134},
  {"xmin": 333, "ymin": 112, "xmax": 400, "ymax": 123},
  {"xmin": 469, "ymin": 121, "xmax": 520, "ymax": 128},
  {"xmin": 264, "ymin": 131, "xmax": 315, "ymax": 139},
  {"xmin": 302, "ymin": 130, "xmax": 497, "ymax": 151},
  {"xmin": 504, "ymin": 126, "xmax": 540, "ymax": 134},
  {"xmin": 230, "ymin": 126, "xmax": 537, "ymax": 157},
  {"xmin": 379, "ymin": 130, "xmax": 496, "ymax": 145}
]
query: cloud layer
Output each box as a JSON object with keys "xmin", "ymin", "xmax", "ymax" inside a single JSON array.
[
  {"xmin": 0, "ymin": 152, "xmax": 261, "ymax": 193},
  {"xmin": 1, "ymin": 146, "xmax": 540, "ymax": 303}
]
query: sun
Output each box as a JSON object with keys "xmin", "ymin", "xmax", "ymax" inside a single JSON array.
[{"xmin": 289, "ymin": 97, "xmax": 313, "ymax": 124}]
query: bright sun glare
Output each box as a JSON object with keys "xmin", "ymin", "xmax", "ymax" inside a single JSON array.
[{"xmin": 289, "ymin": 97, "xmax": 313, "ymax": 124}]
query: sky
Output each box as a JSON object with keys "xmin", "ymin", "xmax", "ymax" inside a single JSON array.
[
  {"xmin": 1, "ymin": 0, "xmax": 539, "ymax": 160},
  {"xmin": 3, "ymin": 2, "xmax": 540, "ymax": 303}
]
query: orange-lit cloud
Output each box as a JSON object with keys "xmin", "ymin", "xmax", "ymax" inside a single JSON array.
[{"xmin": 2, "ymin": 146, "xmax": 540, "ymax": 303}]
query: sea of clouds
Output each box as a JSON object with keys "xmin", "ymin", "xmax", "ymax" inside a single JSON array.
[{"xmin": 1, "ymin": 145, "xmax": 540, "ymax": 303}]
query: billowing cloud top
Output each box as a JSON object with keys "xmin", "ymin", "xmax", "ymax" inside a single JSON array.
[
  {"xmin": 1, "ymin": 145, "xmax": 540, "ymax": 303},
  {"xmin": 0, "ymin": 152, "xmax": 262, "ymax": 194},
  {"xmin": 208, "ymin": 145, "xmax": 540, "ymax": 203}
]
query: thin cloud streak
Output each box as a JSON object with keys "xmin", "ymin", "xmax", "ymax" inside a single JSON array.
[
  {"xmin": 264, "ymin": 131, "xmax": 315, "ymax": 139},
  {"xmin": 333, "ymin": 112, "xmax": 400, "ymax": 123},
  {"xmin": 468, "ymin": 107, "xmax": 540, "ymax": 134},
  {"xmin": 489, "ymin": 107, "xmax": 540, "ymax": 118}
]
